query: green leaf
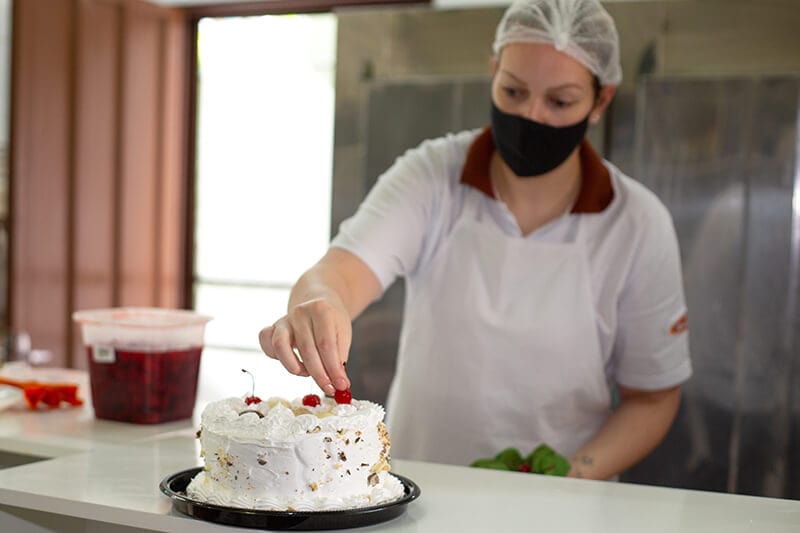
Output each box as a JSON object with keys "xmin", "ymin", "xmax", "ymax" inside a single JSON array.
[
  {"xmin": 525, "ymin": 444, "xmax": 572, "ymax": 476},
  {"xmin": 470, "ymin": 458, "xmax": 511, "ymax": 470},
  {"xmin": 549, "ymin": 454, "xmax": 571, "ymax": 476},
  {"xmin": 494, "ymin": 447, "xmax": 523, "ymax": 470},
  {"xmin": 476, "ymin": 444, "xmax": 570, "ymax": 475},
  {"xmin": 527, "ymin": 444, "xmax": 556, "ymax": 474}
]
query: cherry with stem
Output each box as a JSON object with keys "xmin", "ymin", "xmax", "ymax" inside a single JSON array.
[{"xmin": 241, "ymin": 369, "xmax": 262, "ymax": 405}]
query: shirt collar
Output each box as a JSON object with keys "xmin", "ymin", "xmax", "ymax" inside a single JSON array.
[{"xmin": 460, "ymin": 126, "xmax": 614, "ymax": 214}]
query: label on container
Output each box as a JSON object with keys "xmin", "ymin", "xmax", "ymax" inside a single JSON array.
[{"xmin": 92, "ymin": 345, "xmax": 116, "ymax": 364}]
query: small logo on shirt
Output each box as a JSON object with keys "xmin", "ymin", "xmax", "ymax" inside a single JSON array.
[{"xmin": 669, "ymin": 312, "xmax": 689, "ymax": 336}]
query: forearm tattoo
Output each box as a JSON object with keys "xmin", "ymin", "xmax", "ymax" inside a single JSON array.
[{"xmin": 571, "ymin": 455, "xmax": 593, "ymax": 478}]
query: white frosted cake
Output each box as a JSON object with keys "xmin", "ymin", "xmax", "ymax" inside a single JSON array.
[{"xmin": 185, "ymin": 395, "xmax": 405, "ymax": 511}]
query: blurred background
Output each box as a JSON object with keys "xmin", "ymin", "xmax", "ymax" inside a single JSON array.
[{"xmin": 2, "ymin": 0, "xmax": 799, "ymax": 499}]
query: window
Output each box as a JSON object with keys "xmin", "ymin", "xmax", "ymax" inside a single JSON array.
[{"xmin": 193, "ymin": 14, "xmax": 337, "ymax": 400}]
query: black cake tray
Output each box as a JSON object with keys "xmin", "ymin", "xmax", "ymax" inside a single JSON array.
[{"xmin": 160, "ymin": 467, "xmax": 421, "ymax": 530}]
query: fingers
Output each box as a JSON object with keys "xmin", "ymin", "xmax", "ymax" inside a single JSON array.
[
  {"xmin": 258, "ymin": 326, "xmax": 276, "ymax": 356},
  {"xmin": 336, "ymin": 321, "xmax": 351, "ymax": 382},
  {"xmin": 259, "ymin": 321, "xmax": 309, "ymax": 377},
  {"xmin": 310, "ymin": 313, "xmax": 350, "ymax": 392},
  {"xmin": 288, "ymin": 301, "xmax": 348, "ymax": 394},
  {"xmin": 260, "ymin": 303, "xmax": 352, "ymax": 394},
  {"xmin": 292, "ymin": 315, "xmax": 335, "ymax": 395}
]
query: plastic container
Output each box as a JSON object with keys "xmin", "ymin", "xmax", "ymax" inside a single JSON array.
[{"xmin": 73, "ymin": 307, "xmax": 212, "ymax": 424}]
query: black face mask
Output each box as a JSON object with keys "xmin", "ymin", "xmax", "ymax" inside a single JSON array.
[{"xmin": 490, "ymin": 101, "xmax": 589, "ymax": 178}]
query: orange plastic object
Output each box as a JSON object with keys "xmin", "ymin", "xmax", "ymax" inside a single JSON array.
[{"xmin": 0, "ymin": 376, "xmax": 84, "ymax": 409}]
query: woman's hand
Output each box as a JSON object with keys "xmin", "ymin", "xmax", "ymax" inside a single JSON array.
[
  {"xmin": 259, "ymin": 297, "xmax": 352, "ymax": 395},
  {"xmin": 258, "ymin": 248, "xmax": 383, "ymax": 395}
]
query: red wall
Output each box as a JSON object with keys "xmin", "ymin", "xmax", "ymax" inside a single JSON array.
[{"xmin": 10, "ymin": 0, "xmax": 189, "ymax": 368}]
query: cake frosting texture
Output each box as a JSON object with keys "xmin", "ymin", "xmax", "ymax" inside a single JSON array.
[{"xmin": 186, "ymin": 396, "xmax": 404, "ymax": 511}]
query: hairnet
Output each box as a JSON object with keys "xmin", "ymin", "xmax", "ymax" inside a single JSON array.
[{"xmin": 492, "ymin": 0, "xmax": 622, "ymax": 86}]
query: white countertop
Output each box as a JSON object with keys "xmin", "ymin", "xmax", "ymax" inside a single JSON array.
[
  {"xmin": 0, "ymin": 364, "xmax": 195, "ymax": 458},
  {"xmin": 0, "ymin": 366, "xmax": 799, "ymax": 532}
]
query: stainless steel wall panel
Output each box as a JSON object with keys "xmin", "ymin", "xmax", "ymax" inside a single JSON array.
[
  {"xmin": 622, "ymin": 77, "xmax": 750, "ymax": 492},
  {"xmin": 622, "ymin": 76, "xmax": 800, "ymax": 498},
  {"xmin": 732, "ymin": 79, "xmax": 800, "ymax": 497},
  {"xmin": 790, "ymin": 97, "xmax": 800, "ymax": 499},
  {"xmin": 364, "ymin": 80, "xmax": 463, "ymax": 189}
]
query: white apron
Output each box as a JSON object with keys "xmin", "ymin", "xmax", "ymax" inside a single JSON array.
[{"xmin": 385, "ymin": 192, "xmax": 612, "ymax": 465}]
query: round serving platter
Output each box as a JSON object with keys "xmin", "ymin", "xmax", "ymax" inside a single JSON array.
[{"xmin": 159, "ymin": 467, "xmax": 421, "ymax": 531}]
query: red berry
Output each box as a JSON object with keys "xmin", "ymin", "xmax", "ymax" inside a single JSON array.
[
  {"xmin": 334, "ymin": 388, "xmax": 352, "ymax": 404},
  {"xmin": 517, "ymin": 463, "xmax": 532, "ymax": 473},
  {"xmin": 302, "ymin": 394, "xmax": 321, "ymax": 407}
]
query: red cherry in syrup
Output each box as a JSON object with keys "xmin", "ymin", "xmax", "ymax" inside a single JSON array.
[
  {"xmin": 302, "ymin": 394, "xmax": 321, "ymax": 407},
  {"xmin": 517, "ymin": 463, "xmax": 532, "ymax": 473},
  {"xmin": 334, "ymin": 388, "xmax": 352, "ymax": 404}
]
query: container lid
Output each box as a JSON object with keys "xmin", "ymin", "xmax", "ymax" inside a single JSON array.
[{"xmin": 72, "ymin": 307, "xmax": 212, "ymax": 329}]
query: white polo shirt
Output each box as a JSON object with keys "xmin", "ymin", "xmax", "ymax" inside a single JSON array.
[{"xmin": 332, "ymin": 127, "xmax": 691, "ymax": 391}]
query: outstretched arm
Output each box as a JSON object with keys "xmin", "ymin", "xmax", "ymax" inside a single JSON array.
[{"xmin": 258, "ymin": 247, "xmax": 382, "ymax": 395}]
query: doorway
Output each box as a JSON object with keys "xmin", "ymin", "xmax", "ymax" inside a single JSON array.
[{"xmin": 192, "ymin": 13, "xmax": 337, "ymax": 401}]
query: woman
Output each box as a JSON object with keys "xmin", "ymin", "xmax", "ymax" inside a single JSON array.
[{"xmin": 259, "ymin": 0, "xmax": 691, "ymax": 480}]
